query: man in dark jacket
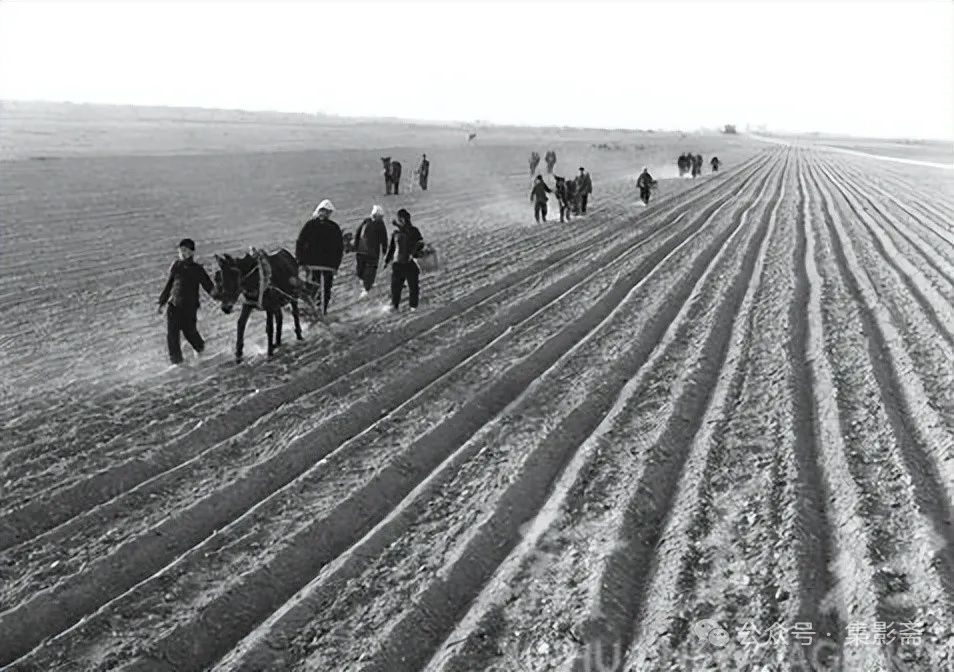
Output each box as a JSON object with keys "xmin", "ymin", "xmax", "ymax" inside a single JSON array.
[
  {"xmin": 384, "ymin": 208, "xmax": 424, "ymax": 312},
  {"xmin": 577, "ymin": 167, "xmax": 593, "ymax": 214},
  {"xmin": 354, "ymin": 204, "xmax": 389, "ymax": 296},
  {"xmin": 530, "ymin": 175, "xmax": 551, "ymax": 223},
  {"xmin": 418, "ymin": 154, "xmax": 430, "ymax": 190},
  {"xmin": 296, "ymin": 199, "xmax": 343, "ymax": 315},
  {"xmin": 636, "ymin": 167, "xmax": 656, "ymax": 205},
  {"xmin": 710, "ymin": 156, "xmax": 721, "ymax": 172},
  {"xmin": 157, "ymin": 238, "xmax": 215, "ymax": 364}
]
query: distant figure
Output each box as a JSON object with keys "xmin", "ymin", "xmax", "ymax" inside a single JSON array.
[
  {"xmin": 529, "ymin": 151, "xmax": 541, "ymax": 175},
  {"xmin": 692, "ymin": 154, "xmax": 703, "ymax": 177},
  {"xmin": 710, "ymin": 156, "xmax": 721, "ymax": 172},
  {"xmin": 577, "ymin": 167, "xmax": 592, "ymax": 214},
  {"xmin": 354, "ymin": 205, "xmax": 389, "ymax": 296},
  {"xmin": 545, "ymin": 150, "xmax": 557, "ymax": 173},
  {"xmin": 677, "ymin": 154, "xmax": 689, "ymax": 176},
  {"xmin": 381, "ymin": 157, "xmax": 402, "ymax": 195},
  {"xmin": 554, "ymin": 176, "xmax": 572, "ymax": 223},
  {"xmin": 296, "ymin": 199, "xmax": 344, "ymax": 315},
  {"xmin": 157, "ymin": 238, "xmax": 215, "ymax": 365},
  {"xmin": 636, "ymin": 167, "xmax": 656, "ymax": 205},
  {"xmin": 468, "ymin": 131, "xmax": 477, "ymax": 142},
  {"xmin": 384, "ymin": 208, "xmax": 425, "ymax": 312},
  {"xmin": 530, "ymin": 175, "xmax": 551, "ymax": 223},
  {"xmin": 418, "ymin": 154, "xmax": 430, "ymax": 190}
]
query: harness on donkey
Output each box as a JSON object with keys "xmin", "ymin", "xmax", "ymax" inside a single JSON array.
[{"xmin": 244, "ymin": 247, "xmax": 298, "ymax": 309}]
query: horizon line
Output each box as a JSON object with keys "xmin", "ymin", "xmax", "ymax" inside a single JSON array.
[{"xmin": 2, "ymin": 97, "xmax": 952, "ymax": 144}]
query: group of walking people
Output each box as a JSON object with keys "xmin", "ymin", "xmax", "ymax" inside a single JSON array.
[
  {"xmin": 529, "ymin": 150, "xmax": 559, "ymax": 175},
  {"xmin": 531, "ymin": 166, "xmax": 593, "ymax": 223},
  {"xmin": 678, "ymin": 153, "xmax": 720, "ymax": 177},
  {"xmin": 158, "ymin": 201, "xmax": 426, "ymax": 365},
  {"xmin": 295, "ymin": 200, "xmax": 425, "ymax": 315}
]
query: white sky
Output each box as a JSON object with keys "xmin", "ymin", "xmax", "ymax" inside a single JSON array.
[{"xmin": 1, "ymin": 0, "xmax": 952, "ymax": 139}]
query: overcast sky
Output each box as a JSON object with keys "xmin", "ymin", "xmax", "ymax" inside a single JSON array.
[{"xmin": 1, "ymin": 0, "xmax": 952, "ymax": 139}]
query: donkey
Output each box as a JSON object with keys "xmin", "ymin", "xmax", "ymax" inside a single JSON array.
[
  {"xmin": 213, "ymin": 248, "xmax": 303, "ymax": 362},
  {"xmin": 381, "ymin": 157, "xmax": 402, "ymax": 195}
]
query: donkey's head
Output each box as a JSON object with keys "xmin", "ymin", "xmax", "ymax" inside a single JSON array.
[{"xmin": 213, "ymin": 253, "xmax": 252, "ymax": 314}]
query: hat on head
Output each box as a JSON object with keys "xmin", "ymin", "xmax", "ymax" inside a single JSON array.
[
  {"xmin": 579, "ymin": 167, "xmax": 585, "ymax": 171},
  {"xmin": 313, "ymin": 199, "xmax": 335, "ymax": 216},
  {"xmin": 371, "ymin": 204, "xmax": 384, "ymax": 218},
  {"xmin": 178, "ymin": 238, "xmax": 195, "ymax": 250},
  {"xmin": 396, "ymin": 208, "xmax": 411, "ymax": 223}
]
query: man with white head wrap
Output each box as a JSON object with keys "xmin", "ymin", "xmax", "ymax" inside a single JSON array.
[
  {"xmin": 353, "ymin": 204, "xmax": 389, "ymax": 297},
  {"xmin": 296, "ymin": 199, "xmax": 343, "ymax": 315}
]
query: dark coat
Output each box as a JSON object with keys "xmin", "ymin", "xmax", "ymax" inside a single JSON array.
[
  {"xmin": 385, "ymin": 222, "xmax": 424, "ymax": 265},
  {"xmin": 577, "ymin": 172, "xmax": 593, "ymax": 195},
  {"xmin": 158, "ymin": 258, "xmax": 214, "ymax": 310},
  {"xmin": 530, "ymin": 181, "xmax": 551, "ymax": 203},
  {"xmin": 355, "ymin": 217, "xmax": 389, "ymax": 258},
  {"xmin": 636, "ymin": 171, "xmax": 655, "ymax": 189},
  {"xmin": 296, "ymin": 216, "xmax": 344, "ymax": 270}
]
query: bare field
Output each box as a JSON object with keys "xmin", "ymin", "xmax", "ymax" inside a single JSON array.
[
  {"xmin": 2, "ymin": 107, "xmax": 954, "ymax": 671},
  {"xmin": 758, "ymin": 131, "xmax": 953, "ymax": 166}
]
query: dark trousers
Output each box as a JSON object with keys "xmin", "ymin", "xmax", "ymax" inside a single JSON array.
[
  {"xmin": 420, "ymin": 175, "xmax": 428, "ymax": 190},
  {"xmin": 640, "ymin": 187, "xmax": 651, "ymax": 204},
  {"xmin": 391, "ymin": 262, "xmax": 420, "ymax": 309},
  {"xmin": 355, "ymin": 254, "xmax": 379, "ymax": 291},
  {"xmin": 580, "ymin": 193, "xmax": 588, "ymax": 213},
  {"xmin": 307, "ymin": 269, "xmax": 334, "ymax": 314},
  {"xmin": 559, "ymin": 200, "xmax": 571, "ymax": 222},
  {"xmin": 166, "ymin": 304, "xmax": 203, "ymax": 364},
  {"xmin": 534, "ymin": 201, "xmax": 548, "ymax": 222}
]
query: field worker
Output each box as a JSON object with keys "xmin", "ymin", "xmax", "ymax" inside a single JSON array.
[
  {"xmin": 577, "ymin": 167, "xmax": 593, "ymax": 214},
  {"xmin": 354, "ymin": 205, "xmax": 389, "ymax": 297},
  {"xmin": 636, "ymin": 167, "xmax": 656, "ymax": 205},
  {"xmin": 384, "ymin": 208, "xmax": 425, "ymax": 312},
  {"xmin": 418, "ymin": 154, "xmax": 430, "ymax": 190},
  {"xmin": 157, "ymin": 238, "xmax": 215, "ymax": 365},
  {"xmin": 693, "ymin": 154, "xmax": 703, "ymax": 177},
  {"xmin": 554, "ymin": 176, "xmax": 572, "ymax": 223},
  {"xmin": 710, "ymin": 156, "xmax": 721, "ymax": 172},
  {"xmin": 295, "ymin": 199, "xmax": 344, "ymax": 315},
  {"xmin": 530, "ymin": 175, "xmax": 552, "ymax": 223}
]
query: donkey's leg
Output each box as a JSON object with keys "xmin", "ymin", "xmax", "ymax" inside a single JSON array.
[
  {"xmin": 291, "ymin": 301, "xmax": 303, "ymax": 340},
  {"xmin": 266, "ymin": 309, "xmax": 275, "ymax": 357},
  {"xmin": 274, "ymin": 307, "xmax": 284, "ymax": 348},
  {"xmin": 236, "ymin": 303, "xmax": 253, "ymax": 362}
]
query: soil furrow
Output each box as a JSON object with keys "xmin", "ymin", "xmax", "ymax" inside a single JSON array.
[
  {"xmin": 195, "ymin": 154, "xmax": 785, "ymax": 672},
  {"xmin": 0, "ymin": 155, "xmax": 767, "ymax": 548},
  {"xmin": 424, "ymin": 150, "xmax": 786, "ymax": 672},
  {"xmin": 1, "ymin": 158, "xmax": 774, "ymax": 668},
  {"xmin": 808, "ymin": 155, "xmax": 954, "ymax": 670}
]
